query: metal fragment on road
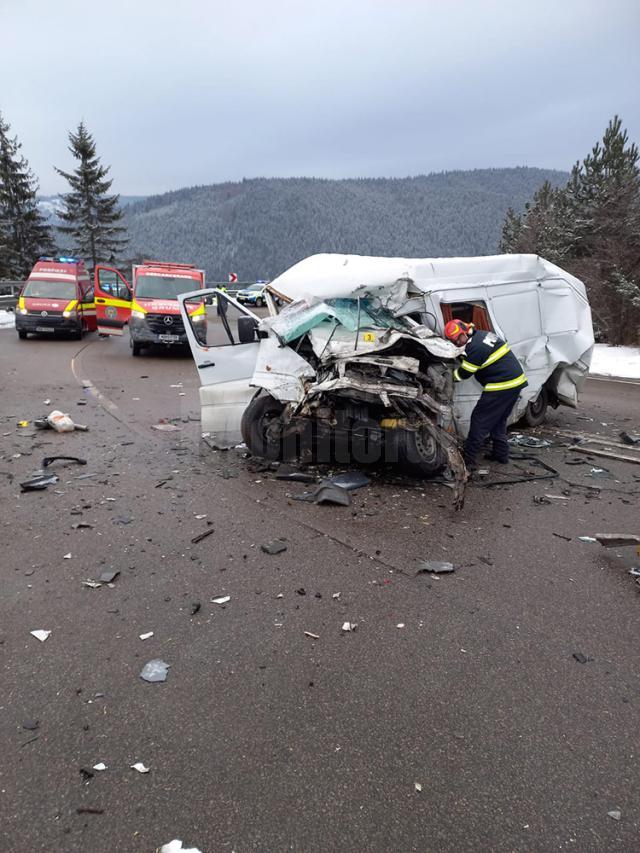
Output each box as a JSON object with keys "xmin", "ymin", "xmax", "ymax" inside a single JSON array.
[
  {"xmin": 30, "ymin": 630, "xmax": 51, "ymax": 642},
  {"xmin": 594, "ymin": 533, "xmax": 640, "ymax": 548},
  {"xmin": 607, "ymin": 809, "xmax": 621, "ymax": 821},
  {"xmin": 82, "ymin": 580, "xmax": 103, "ymax": 589},
  {"xmin": 191, "ymin": 528, "xmax": 214, "ymax": 544},
  {"xmin": 131, "ymin": 762, "xmax": 150, "ymax": 773},
  {"xmin": 139, "ymin": 632, "xmax": 154, "ymax": 640},
  {"xmin": 92, "ymin": 762, "xmax": 107, "ymax": 771},
  {"xmin": 261, "ymin": 540, "xmax": 287, "ymax": 555},
  {"xmin": 414, "ymin": 782, "xmax": 423, "ymax": 792},
  {"xmin": 578, "ymin": 536, "xmax": 597, "ymax": 543},
  {"xmin": 212, "ymin": 595, "xmax": 230, "ymax": 605},
  {"xmin": 140, "ymin": 659, "xmax": 170, "ymax": 683},
  {"xmin": 416, "ymin": 560, "xmax": 455, "ymax": 575},
  {"xmin": 304, "ymin": 631, "xmax": 320, "ymax": 639},
  {"xmin": 341, "ymin": 622, "xmax": 357, "ymax": 632},
  {"xmin": 98, "ymin": 570, "xmax": 120, "ymax": 584}
]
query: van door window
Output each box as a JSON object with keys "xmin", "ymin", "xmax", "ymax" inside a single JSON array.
[
  {"xmin": 441, "ymin": 300, "xmax": 493, "ymax": 331},
  {"xmin": 98, "ymin": 269, "xmax": 130, "ymax": 300}
]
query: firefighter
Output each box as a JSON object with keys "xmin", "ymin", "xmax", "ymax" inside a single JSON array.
[{"xmin": 444, "ymin": 319, "xmax": 528, "ymax": 470}]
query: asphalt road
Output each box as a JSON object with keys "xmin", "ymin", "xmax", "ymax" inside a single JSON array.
[{"xmin": 1, "ymin": 327, "xmax": 639, "ymax": 853}]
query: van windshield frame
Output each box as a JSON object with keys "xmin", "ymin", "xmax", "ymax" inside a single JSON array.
[{"xmin": 23, "ymin": 279, "xmax": 77, "ymax": 300}]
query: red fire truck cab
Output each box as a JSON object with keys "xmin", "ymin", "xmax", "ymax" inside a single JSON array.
[
  {"xmin": 93, "ymin": 260, "xmax": 206, "ymax": 355},
  {"xmin": 16, "ymin": 257, "xmax": 97, "ymax": 339}
]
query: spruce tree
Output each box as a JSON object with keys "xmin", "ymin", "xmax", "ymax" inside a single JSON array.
[
  {"xmin": 55, "ymin": 122, "xmax": 127, "ymax": 268},
  {"xmin": 498, "ymin": 116, "xmax": 640, "ymax": 344},
  {"xmin": 0, "ymin": 111, "xmax": 56, "ymax": 278}
]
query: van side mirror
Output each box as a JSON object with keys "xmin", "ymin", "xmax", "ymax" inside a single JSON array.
[{"xmin": 237, "ymin": 315, "xmax": 258, "ymax": 344}]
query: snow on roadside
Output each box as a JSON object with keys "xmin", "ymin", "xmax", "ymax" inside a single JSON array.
[
  {"xmin": 590, "ymin": 344, "xmax": 640, "ymax": 379},
  {"xmin": 0, "ymin": 310, "xmax": 16, "ymax": 329}
]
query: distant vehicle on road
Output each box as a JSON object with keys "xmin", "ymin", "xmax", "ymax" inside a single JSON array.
[
  {"xmin": 93, "ymin": 260, "xmax": 207, "ymax": 356},
  {"xmin": 236, "ymin": 284, "xmax": 268, "ymax": 307},
  {"xmin": 15, "ymin": 257, "xmax": 97, "ymax": 340}
]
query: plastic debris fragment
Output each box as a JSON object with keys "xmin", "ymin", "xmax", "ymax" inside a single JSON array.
[
  {"xmin": 608, "ymin": 809, "xmax": 621, "ymax": 821},
  {"xmin": 304, "ymin": 631, "xmax": 320, "ymax": 639},
  {"xmin": 139, "ymin": 632, "xmax": 154, "ymax": 640},
  {"xmin": 30, "ymin": 630, "xmax": 51, "ymax": 642},
  {"xmin": 131, "ymin": 762, "xmax": 150, "ymax": 773},
  {"xmin": 341, "ymin": 622, "xmax": 357, "ymax": 632},
  {"xmin": 157, "ymin": 841, "xmax": 203, "ymax": 853},
  {"xmin": 140, "ymin": 659, "xmax": 170, "ymax": 683},
  {"xmin": 212, "ymin": 595, "xmax": 230, "ymax": 605},
  {"xmin": 63, "ymin": 553, "xmax": 72, "ymax": 559},
  {"xmin": 92, "ymin": 762, "xmax": 107, "ymax": 771},
  {"xmin": 98, "ymin": 570, "xmax": 120, "ymax": 583},
  {"xmin": 20, "ymin": 473, "xmax": 59, "ymax": 492},
  {"xmin": 578, "ymin": 536, "xmax": 597, "ymax": 543},
  {"xmin": 414, "ymin": 782, "xmax": 422, "ymax": 792}
]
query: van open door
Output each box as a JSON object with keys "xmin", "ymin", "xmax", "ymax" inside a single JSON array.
[
  {"xmin": 179, "ymin": 288, "xmax": 262, "ymax": 447},
  {"xmin": 94, "ymin": 266, "xmax": 132, "ymax": 335}
]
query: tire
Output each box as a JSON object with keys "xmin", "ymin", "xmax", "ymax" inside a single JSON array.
[
  {"xmin": 397, "ymin": 423, "xmax": 447, "ymax": 477},
  {"xmin": 241, "ymin": 394, "xmax": 285, "ymax": 460},
  {"xmin": 18, "ymin": 329, "xmax": 27, "ymax": 340},
  {"xmin": 255, "ymin": 297, "xmax": 264, "ymax": 308},
  {"xmin": 131, "ymin": 341, "xmax": 142, "ymax": 356},
  {"xmin": 72, "ymin": 325, "xmax": 83, "ymax": 341},
  {"xmin": 521, "ymin": 387, "xmax": 548, "ymax": 428}
]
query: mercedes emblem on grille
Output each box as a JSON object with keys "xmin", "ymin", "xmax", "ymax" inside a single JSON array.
[
  {"xmin": 163, "ymin": 316, "xmax": 174, "ymax": 326},
  {"xmin": 41, "ymin": 311, "xmax": 48, "ymax": 317}
]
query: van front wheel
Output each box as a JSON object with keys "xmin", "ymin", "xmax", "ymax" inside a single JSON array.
[{"xmin": 522, "ymin": 387, "xmax": 548, "ymax": 428}]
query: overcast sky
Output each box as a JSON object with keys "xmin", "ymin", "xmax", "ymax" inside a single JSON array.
[{"xmin": 2, "ymin": 0, "xmax": 638, "ymax": 196}]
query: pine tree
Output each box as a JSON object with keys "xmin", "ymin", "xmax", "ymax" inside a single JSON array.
[
  {"xmin": 0, "ymin": 111, "xmax": 56, "ymax": 278},
  {"xmin": 55, "ymin": 122, "xmax": 127, "ymax": 268},
  {"xmin": 498, "ymin": 116, "xmax": 640, "ymax": 344}
]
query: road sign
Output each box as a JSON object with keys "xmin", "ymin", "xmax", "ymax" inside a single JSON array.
[{"xmin": 228, "ymin": 272, "xmax": 238, "ymax": 283}]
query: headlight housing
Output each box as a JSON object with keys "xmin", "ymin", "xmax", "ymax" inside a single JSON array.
[
  {"xmin": 63, "ymin": 309, "xmax": 76, "ymax": 318},
  {"xmin": 131, "ymin": 310, "xmax": 146, "ymax": 320},
  {"xmin": 18, "ymin": 307, "xmax": 28, "ymax": 315}
]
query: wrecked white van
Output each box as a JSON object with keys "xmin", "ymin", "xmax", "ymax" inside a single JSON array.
[{"xmin": 179, "ymin": 253, "xmax": 594, "ymax": 483}]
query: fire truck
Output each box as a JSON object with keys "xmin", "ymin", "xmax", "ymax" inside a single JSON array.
[{"xmin": 93, "ymin": 260, "xmax": 206, "ymax": 355}]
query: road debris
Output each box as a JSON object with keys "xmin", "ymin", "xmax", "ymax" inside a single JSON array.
[
  {"xmin": 92, "ymin": 762, "xmax": 107, "ymax": 771},
  {"xmin": 140, "ymin": 659, "xmax": 170, "ymax": 683},
  {"xmin": 190, "ymin": 602, "xmax": 201, "ymax": 615},
  {"xmin": 276, "ymin": 470, "xmax": 316, "ymax": 483},
  {"xmin": 30, "ymin": 630, "xmax": 51, "ymax": 642},
  {"xmin": 620, "ymin": 431, "xmax": 640, "ymax": 446},
  {"xmin": 82, "ymin": 580, "xmax": 103, "ymax": 589},
  {"xmin": 332, "ymin": 592, "xmax": 341, "ymax": 599},
  {"xmin": 304, "ymin": 631, "xmax": 320, "ymax": 639},
  {"xmin": 294, "ymin": 482, "xmax": 352, "ymax": 506},
  {"xmin": 509, "ymin": 434, "xmax": 552, "ymax": 448},
  {"xmin": 22, "ymin": 719, "xmax": 39, "ymax": 731},
  {"xmin": 578, "ymin": 536, "xmax": 597, "ymax": 543},
  {"xmin": 341, "ymin": 622, "xmax": 357, "ymax": 632},
  {"xmin": 416, "ymin": 560, "xmax": 455, "ymax": 575},
  {"xmin": 42, "ymin": 455, "xmax": 87, "ymax": 468},
  {"xmin": 212, "ymin": 595, "xmax": 230, "ymax": 605},
  {"xmin": 76, "ymin": 807, "xmax": 104, "ymax": 815},
  {"xmin": 191, "ymin": 529, "xmax": 214, "ymax": 544},
  {"xmin": 414, "ymin": 782, "xmax": 423, "ymax": 792},
  {"xmin": 72, "ymin": 522, "xmax": 94, "ymax": 530},
  {"xmin": 327, "ymin": 470, "xmax": 371, "ymax": 490},
  {"xmin": 157, "ymin": 841, "xmax": 203, "ymax": 853},
  {"xmin": 131, "ymin": 762, "xmax": 150, "ymax": 773},
  {"xmin": 98, "ymin": 570, "xmax": 120, "ymax": 584},
  {"xmin": 151, "ymin": 422, "xmax": 182, "ymax": 432},
  {"xmin": 63, "ymin": 553, "xmax": 72, "ymax": 559},
  {"xmin": 607, "ymin": 809, "xmax": 622, "ymax": 821},
  {"xmin": 261, "ymin": 540, "xmax": 287, "ymax": 555},
  {"xmin": 573, "ymin": 652, "xmax": 593, "ymax": 664},
  {"xmin": 594, "ymin": 533, "xmax": 640, "ymax": 548},
  {"xmin": 139, "ymin": 632, "xmax": 154, "ymax": 640},
  {"xmin": 396, "ymin": 623, "xmax": 405, "ymax": 629},
  {"xmin": 20, "ymin": 473, "xmax": 59, "ymax": 492}
]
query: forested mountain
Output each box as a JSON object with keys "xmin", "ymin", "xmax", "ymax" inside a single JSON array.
[{"xmin": 121, "ymin": 168, "xmax": 568, "ymax": 281}]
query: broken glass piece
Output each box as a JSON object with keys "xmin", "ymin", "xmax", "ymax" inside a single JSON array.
[
  {"xmin": 212, "ymin": 596, "xmax": 230, "ymax": 605},
  {"xmin": 140, "ymin": 659, "xmax": 170, "ymax": 683}
]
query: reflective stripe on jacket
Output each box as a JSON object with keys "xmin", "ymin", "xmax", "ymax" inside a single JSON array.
[{"xmin": 453, "ymin": 330, "xmax": 527, "ymax": 392}]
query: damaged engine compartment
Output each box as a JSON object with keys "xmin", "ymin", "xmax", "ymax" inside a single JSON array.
[{"xmin": 240, "ymin": 296, "xmax": 468, "ymax": 507}]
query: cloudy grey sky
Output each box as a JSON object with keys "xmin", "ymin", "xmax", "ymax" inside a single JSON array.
[{"xmin": 2, "ymin": 0, "xmax": 638, "ymax": 196}]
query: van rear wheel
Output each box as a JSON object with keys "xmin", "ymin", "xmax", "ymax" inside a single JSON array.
[{"xmin": 521, "ymin": 387, "xmax": 548, "ymax": 427}]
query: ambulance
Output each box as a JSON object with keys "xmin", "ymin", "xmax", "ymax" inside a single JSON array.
[
  {"xmin": 93, "ymin": 260, "xmax": 206, "ymax": 355},
  {"xmin": 15, "ymin": 257, "xmax": 97, "ymax": 339}
]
